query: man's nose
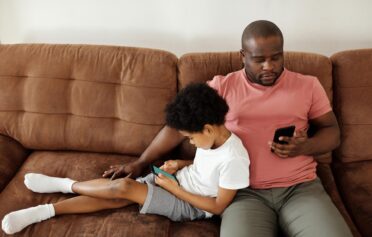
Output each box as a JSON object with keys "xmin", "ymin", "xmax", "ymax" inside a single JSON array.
[{"xmin": 263, "ymin": 60, "xmax": 273, "ymax": 71}]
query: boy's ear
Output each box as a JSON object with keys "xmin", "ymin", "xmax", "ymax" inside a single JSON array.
[{"xmin": 203, "ymin": 124, "xmax": 214, "ymax": 135}]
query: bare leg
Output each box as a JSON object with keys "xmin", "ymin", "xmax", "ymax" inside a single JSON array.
[
  {"xmin": 71, "ymin": 177, "xmax": 148, "ymax": 205},
  {"xmin": 54, "ymin": 195, "xmax": 133, "ymax": 215}
]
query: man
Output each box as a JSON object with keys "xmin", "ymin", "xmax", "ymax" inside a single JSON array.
[{"xmin": 103, "ymin": 20, "xmax": 352, "ymax": 237}]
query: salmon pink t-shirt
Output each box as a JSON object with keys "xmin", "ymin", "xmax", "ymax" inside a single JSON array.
[{"xmin": 207, "ymin": 68, "xmax": 331, "ymax": 189}]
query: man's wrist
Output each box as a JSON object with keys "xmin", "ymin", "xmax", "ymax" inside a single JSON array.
[
  {"xmin": 303, "ymin": 138, "xmax": 316, "ymax": 156},
  {"xmin": 133, "ymin": 159, "xmax": 147, "ymax": 168}
]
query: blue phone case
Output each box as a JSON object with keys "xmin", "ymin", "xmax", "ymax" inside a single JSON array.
[{"xmin": 151, "ymin": 165, "xmax": 179, "ymax": 185}]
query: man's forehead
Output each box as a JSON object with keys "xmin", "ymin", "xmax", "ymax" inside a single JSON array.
[
  {"xmin": 243, "ymin": 36, "xmax": 283, "ymax": 56},
  {"xmin": 246, "ymin": 49, "xmax": 283, "ymax": 58}
]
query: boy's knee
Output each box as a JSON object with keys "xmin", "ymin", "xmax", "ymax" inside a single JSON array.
[{"xmin": 111, "ymin": 178, "xmax": 134, "ymax": 198}]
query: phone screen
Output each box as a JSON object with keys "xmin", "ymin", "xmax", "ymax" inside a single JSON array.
[
  {"xmin": 151, "ymin": 165, "xmax": 179, "ymax": 184},
  {"xmin": 273, "ymin": 125, "xmax": 296, "ymax": 144}
]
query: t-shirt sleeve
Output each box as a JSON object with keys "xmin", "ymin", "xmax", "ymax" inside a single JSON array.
[
  {"xmin": 308, "ymin": 78, "xmax": 332, "ymax": 119},
  {"xmin": 207, "ymin": 75, "xmax": 223, "ymax": 94},
  {"xmin": 219, "ymin": 154, "xmax": 250, "ymax": 190}
]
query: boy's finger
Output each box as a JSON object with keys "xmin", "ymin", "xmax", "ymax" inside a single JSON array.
[{"xmin": 158, "ymin": 174, "xmax": 169, "ymax": 181}]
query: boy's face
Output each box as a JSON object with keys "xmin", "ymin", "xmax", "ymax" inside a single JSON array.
[{"xmin": 179, "ymin": 129, "xmax": 214, "ymax": 150}]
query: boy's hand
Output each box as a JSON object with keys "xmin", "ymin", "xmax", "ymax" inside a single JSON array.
[
  {"xmin": 159, "ymin": 160, "xmax": 179, "ymax": 174},
  {"xmin": 155, "ymin": 173, "xmax": 180, "ymax": 194}
]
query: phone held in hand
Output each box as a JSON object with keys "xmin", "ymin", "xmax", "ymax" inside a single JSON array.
[
  {"xmin": 150, "ymin": 165, "xmax": 180, "ymax": 185},
  {"xmin": 273, "ymin": 125, "xmax": 296, "ymax": 145}
]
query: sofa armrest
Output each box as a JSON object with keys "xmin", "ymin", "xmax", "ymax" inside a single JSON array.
[
  {"xmin": 317, "ymin": 164, "xmax": 361, "ymax": 237},
  {"xmin": 0, "ymin": 135, "xmax": 30, "ymax": 192}
]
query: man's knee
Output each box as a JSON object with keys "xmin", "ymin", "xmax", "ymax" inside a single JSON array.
[
  {"xmin": 279, "ymin": 183, "xmax": 352, "ymax": 237},
  {"xmin": 220, "ymin": 199, "xmax": 277, "ymax": 237}
]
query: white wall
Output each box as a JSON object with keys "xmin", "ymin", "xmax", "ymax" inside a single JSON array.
[{"xmin": 0, "ymin": 0, "xmax": 371, "ymax": 56}]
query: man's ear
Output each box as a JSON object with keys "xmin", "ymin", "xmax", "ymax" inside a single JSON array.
[{"xmin": 240, "ymin": 49, "xmax": 246, "ymax": 65}]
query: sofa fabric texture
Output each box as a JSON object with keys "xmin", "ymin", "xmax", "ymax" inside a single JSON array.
[
  {"xmin": 0, "ymin": 44, "xmax": 370, "ymax": 237},
  {"xmin": 0, "ymin": 44, "xmax": 177, "ymax": 155},
  {"xmin": 331, "ymin": 49, "xmax": 372, "ymax": 237}
]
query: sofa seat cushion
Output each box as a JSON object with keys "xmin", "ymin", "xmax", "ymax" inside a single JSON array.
[{"xmin": 0, "ymin": 151, "xmax": 219, "ymax": 236}]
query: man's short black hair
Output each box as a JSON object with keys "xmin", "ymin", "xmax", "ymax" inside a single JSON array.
[
  {"xmin": 241, "ymin": 20, "xmax": 283, "ymax": 48},
  {"xmin": 165, "ymin": 83, "xmax": 229, "ymax": 132}
]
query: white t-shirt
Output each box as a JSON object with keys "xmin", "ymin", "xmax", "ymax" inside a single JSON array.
[{"xmin": 176, "ymin": 133, "xmax": 250, "ymax": 198}]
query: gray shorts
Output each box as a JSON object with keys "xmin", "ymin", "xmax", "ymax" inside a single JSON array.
[{"xmin": 136, "ymin": 173, "xmax": 206, "ymax": 221}]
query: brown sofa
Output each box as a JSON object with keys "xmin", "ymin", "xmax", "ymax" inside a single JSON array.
[{"xmin": 0, "ymin": 44, "xmax": 370, "ymax": 237}]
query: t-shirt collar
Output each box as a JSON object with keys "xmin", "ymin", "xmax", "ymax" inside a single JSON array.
[{"xmin": 242, "ymin": 68, "xmax": 287, "ymax": 89}]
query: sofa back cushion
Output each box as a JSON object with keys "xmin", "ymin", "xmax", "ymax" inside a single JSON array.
[
  {"xmin": 178, "ymin": 51, "xmax": 332, "ymax": 100},
  {"xmin": 0, "ymin": 44, "xmax": 177, "ymax": 155},
  {"xmin": 331, "ymin": 49, "xmax": 372, "ymax": 237},
  {"xmin": 177, "ymin": 51, "xmax": 333, "ymax": 162},
  {"xmin": 332, "ymin": 49, "xmax": 372, "ymax": 163}
]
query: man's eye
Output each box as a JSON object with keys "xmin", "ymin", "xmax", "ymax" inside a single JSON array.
[
  {"xmin": 252, "ymin": 58, "xmax": 265, "ymax": 63},
  {"xmin": 272, "ymin": 53, "xmax": 283, "ymax": 61}
]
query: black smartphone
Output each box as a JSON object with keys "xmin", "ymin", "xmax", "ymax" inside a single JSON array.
[
  {"xmin": 150, "ymin": 165, "xmax": 180, "ymax": 185},
  {"xmin": 273, "ymin": 125, "xmax": 296, "ymax": 144}
]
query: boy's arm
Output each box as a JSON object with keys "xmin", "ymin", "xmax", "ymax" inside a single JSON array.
[
  {"xmin": 160, "ymin": 159, "xmax": 193, "ymax": 174},
  {"xmin": 174, "ymin": 186, "xmax": 237, "ymax": 215},
  {"xmin": 176, "ymin": 160, "xmax": 194, "ymax": 169},
  {"xmin": 156, "ymin": 175, "xmax": 237, "ymax": 215}
]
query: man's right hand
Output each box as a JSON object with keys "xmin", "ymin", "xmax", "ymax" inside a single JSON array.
[
  {"xmin": 102, "ymin": 161, "xmax": 144, "ymax": 179},
  {"xmin": 102, "ymin": 126, "xmax": 184, "ymax": 180}
]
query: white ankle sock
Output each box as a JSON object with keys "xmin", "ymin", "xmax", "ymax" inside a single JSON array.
[
  {"xmin": 1, "ymin": 204, "xmax": 55, "ymax": 234},
  {"xmin": 24, "ymin": 173, "xmax": 76, "ymax": 193}
]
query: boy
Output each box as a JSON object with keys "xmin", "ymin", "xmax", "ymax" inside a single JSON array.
[{"xmin": 2, "ymin": 83, "xmax": 250, "ymax": 235}]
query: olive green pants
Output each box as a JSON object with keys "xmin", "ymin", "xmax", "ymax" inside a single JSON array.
[{"xmin": 221, "ymin": 178, "xmax": 352, "ymax": 237}]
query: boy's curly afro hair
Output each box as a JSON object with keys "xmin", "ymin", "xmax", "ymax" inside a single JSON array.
[{"xmin": 165, "ymin": 83, "xmax": 229, "ymax": 132}]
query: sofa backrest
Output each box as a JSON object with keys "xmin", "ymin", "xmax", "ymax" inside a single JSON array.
[
  {"xmin": 178, "ymin": 51, "xmax": 332, "ymax": 99},
  {"xmin": 0, "ymin": 44, "xmax": 177, "ymax": 155},
  {"xmin": 177, "ymin": 51, "xmax": 333, "ymax": 161},
  {"xmin": 331, "ymin": 49, "xmax": 372, "ymax": 237}
]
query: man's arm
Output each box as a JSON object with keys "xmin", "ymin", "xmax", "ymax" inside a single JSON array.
[
  {"xmin": 306, "ymin": 111, "xmax": 340, "ymax": 155},
  {"xmin": 156, "ymin": 175, "xmax": 237, "ymax": 215},
  {"xmin": 270, "ymin": 111, "xmax": 340, "ymax": 158},
  {"xmin": 137, "ymin": 126, "xmax": 186, "ymax": 166},
  {"xmin": 103, "ymin": 126, "xmax": 185, "ymax": 178}
]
